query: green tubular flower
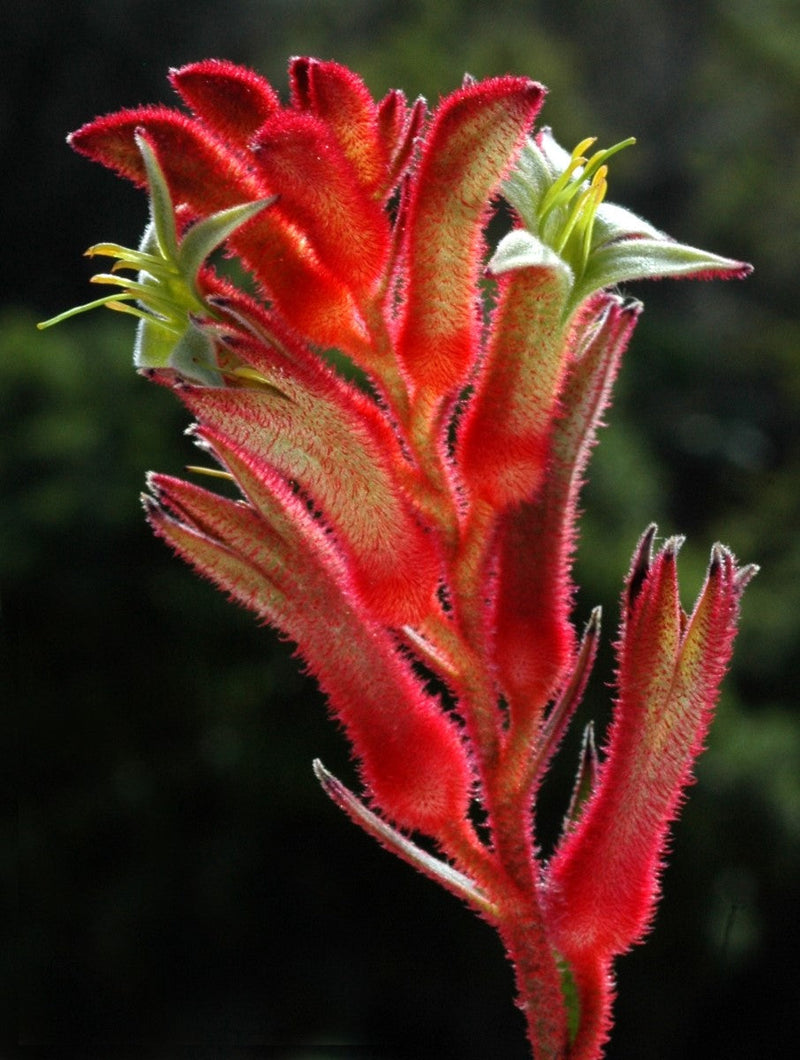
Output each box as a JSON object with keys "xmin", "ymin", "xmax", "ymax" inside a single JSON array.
[
  {"xmin": 39, "ymin": 132, "xmax": 273, "ymax": 384},
  {"xmin": 494, "ymin": 128, "xmax": 751, "ymax": 317}
]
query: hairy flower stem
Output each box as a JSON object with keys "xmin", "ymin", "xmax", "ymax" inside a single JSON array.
[
  {"xmin": 564, "ymin": 958, "xmax": 611, "ymax": 1060},
  {"xmin": 496, "ymin": 888, "xmax": 569, "ymax": 1059}
]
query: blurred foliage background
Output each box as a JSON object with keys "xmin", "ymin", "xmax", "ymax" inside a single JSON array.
[{"xmin": 5, "ymin": 1, "xmax": 799, "ymax": 1057}]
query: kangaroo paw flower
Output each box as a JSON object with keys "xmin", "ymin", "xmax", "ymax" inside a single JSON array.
[{"xmin": 49, "ymin": 58, "xmax": 754, "ymax": 1060}]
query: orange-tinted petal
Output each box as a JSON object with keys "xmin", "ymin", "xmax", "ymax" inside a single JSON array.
[{"xmin": 289, "ymin": 57, "xmax": 386, "ymax": 194}]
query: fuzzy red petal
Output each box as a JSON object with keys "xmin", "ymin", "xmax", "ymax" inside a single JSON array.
[
  {"xmin": 379, "ymin": 94, "xmax": 427, "ymax": 195},
  {"xmin": 169, "ymin": 59, "xmax": 280, "ymax": 150},
  {"xmin": 146, "ymin": 469, "xmax": 472, "ymax": 836},
  {"xmin": 376, "ymin": 89, "xmax": 407, "ymax": 157},
  {"xmin": 289, "ymin": 57, "xmax": 387, "ymax": 194},
  {"xmin": 396, "ymin": 77, "xmax": 545, "ymax": 397},
  {"xmin": 69, "ymin": 106, "xmax": 262, "ymax": 211},
  {"xmin": 70, "ymin": 109, "xmax": 370, "ymax": 354},
  {"xmin": 252, "ymin": 110, "xmax": 390, "ymax": 298},
  {"xmin": 458, "ymin": 258, "xmax": 572, "ymax": 507}
]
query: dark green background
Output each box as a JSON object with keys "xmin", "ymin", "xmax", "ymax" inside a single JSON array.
[{"xmin": 5, "ymin": 1, "xmax": 799, "ymax": 1056}]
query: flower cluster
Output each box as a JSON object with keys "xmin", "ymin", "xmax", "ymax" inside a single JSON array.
[{"xmin": 44, "ymin": 58, "xmax": 754, "ymax": 1058}]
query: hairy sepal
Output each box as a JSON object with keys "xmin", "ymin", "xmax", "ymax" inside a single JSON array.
[
  {"xmin": 547, "ymin": 533, "xmax": 751, "ymax": 961},
  {"xmin": 396, "ymin": 77, "xmax": 545, "ymax": 398}
]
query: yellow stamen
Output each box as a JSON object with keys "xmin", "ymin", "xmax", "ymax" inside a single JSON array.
[
  {"xmin": 185, "ymin": 465, "xmax": 236, "ymax": 481},
  {"xmin": 534, "ymin": 135, "xmax": 636, "ymax": 276},
  {"xmin": 538, "ymin": 137, "xmax": 597, "ymax": 221}
]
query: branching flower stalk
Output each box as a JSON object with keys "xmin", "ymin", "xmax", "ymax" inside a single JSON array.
[{"xmin": 41, "ymin": 58, "xmax": 755, "ymax": 1058}]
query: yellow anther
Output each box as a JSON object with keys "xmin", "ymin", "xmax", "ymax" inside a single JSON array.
[
  {"xmin": 590, "ymin": 164, "xmax": 608, "ymax": 194},
  {"xmin": 533, "ymin": 136, "xmax": 635, "ymax": 275},
  {"xmin": 539, "ymin": 138, "xmax": 597, "ymax": 220},
  {"xmin": 572, "ymin": 136, "xmax": 597, "ymax": 159},
  {"xmin": 555, "ymin": 184, "xmax": 593, "ymax": 254}
]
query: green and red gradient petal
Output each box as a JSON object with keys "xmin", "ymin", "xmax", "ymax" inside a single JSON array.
[
  {"xmin": 547, "ymin": 531, "xmax": 756, "ymax": 963},
  {"xmin": 396, "ymin": 77, "xmax": 545, "ymax": 399}
]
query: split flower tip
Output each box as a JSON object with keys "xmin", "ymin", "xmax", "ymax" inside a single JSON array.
[{"xmin": 625, "ymin": 522, "xmax": 658, "ymax": 615}]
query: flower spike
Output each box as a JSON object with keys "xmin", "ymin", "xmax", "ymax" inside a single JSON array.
[{"xmin": 52, "ymin": 58, "xmax": 754, "ymax": 1060}]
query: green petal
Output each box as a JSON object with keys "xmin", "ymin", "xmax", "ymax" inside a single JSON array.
[
  {"xmin": 133, "ymin": 314, "xmax": 180, "ymax": 371},
  {"xmin": 177, "ymin": 196, "xmax": 276, "ymax": 283},
  {"xmin": 135, "ymin": 133, "xmax": 180, "ymax": 263},
  {"xmin": 591, "ymin": 202, "xmax": 664, "ymax": 248},
  {"xmin": 572, "ymin": 237, "xmax": 750, "ymax": 308},
  {"xmin": 487, "ymin": 227, "xmax": 573, "ymax": 283},
  {"xmin": 502, "ymin": 137, "xmax": 553, "ymax": 232},
  {"xmin": 167, "ymin": 321, "xmax": 223, "ymax": 385}
]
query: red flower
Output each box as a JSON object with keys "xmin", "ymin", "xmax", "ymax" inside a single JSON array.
[{"xmin": 45, "ymin": 58, "xmax": 754, "ymax": 1059}]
